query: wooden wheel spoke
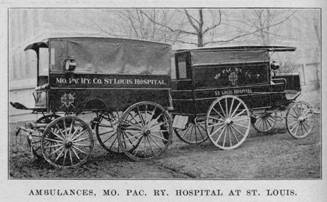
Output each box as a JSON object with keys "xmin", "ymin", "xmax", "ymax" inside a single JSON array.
[
  {"xmin": 229, "ymin": 125, "xmax": 240, "ymax": 142},
  {"xmin": 145, "ymin": 137, "xmax": 154, "ymax": 155},
  {"xmin": 45, "ymin": 137, "xmax": 63, "ymax": 143},
  {"xmin": 230, "ymin": 102, "xmax": 242, "ymax": 118},
  {"xmin": 212, "ymin": 107, "xmax": 224, "ymax": 118},
  {"xmin": 102, "ymin": 132, "xmax": 117, "ymax": 143},
  {"xmin": 98, "ymin": 130, "xmax": 114, "ymax": 136},
  {"xmin": 72, "ymin": 145, "xmax": 88, "ymax": 154},
  {"xmin": 218, "ymin": 101, "xmax": 226, "ymax": 117},
  {"xmin": 62, "ymin": 149, "xmax": 68, "ymax": 165},
  {"xmin": 71, "ymin": 147, "xmax": 80, "ymax": 160},
  {"xmin": 108, "ymin": 137, "xmax": 118, "ymax": 151},
  {"xmin": 55, "ymin": 148, "xmax": 65, "ymax": 162},
  {"xmin": 73, "ymin": 143, "xmax": 91, "ymax": 147},
  {"xmin": 225, "ymin": 97, "xmax": 229, "ymax": 117},
  {"xmin": 232, "ymin": 109, "xmax": 247, "ymax": 119},
  {"xmin": 44, "ymin": 143, "xmax": 62, "ymax": 148},
  {"xmin": 148, "ymin": 121, "xmax": 165, "ymax": 131},
  {"xmin": 69, "ymin": 149, "xmax": 73, "ymax": 165},
  {"xmin": 49, "ymin": 145, "xmax": 64, "ymax": 155},
  {"xmin": 136, "ymin": 106, "xmax": 146, "ymax": 125},
  {"xmin": 210, "ymin": 124, "xmax": 226, "ymax": 137},
  {"xmin": 208, "ymin": 116, "xmax": 225, "ymax": 122},
  {"xmin": 230, "ymin": 124, "xmax": 244, "ymax": 137},
  {"xmin": 148, "ymin": 135, "xmax": 163, "ymax": 151},
  {"xmin": 207, "ymin": 121, "xmax": 224, "ymax": 128},
  {"xmin": 73, "ymin": 136, "xmax": 90, "ymax": 143},
  {"xmin": 150, "ymin": 132, "xmax": 168, "ymax": 142},
  {"xmin": 71, "ymin": 129, "xmax": 87, "ymax": 141},
  {"xmin": 229, "ymin": 98, "xmax": 235, "ymax": 117},
  {"xmin": 233, "ymin": 122, "xmax": 248, "ymax": 129},
  {"xmin": 215, "ymin": 126, "xmax": 226, "ymax": 145},
  {"xmin": 51, "ymin": 127, "xmax": 65, "ymax": 140}
]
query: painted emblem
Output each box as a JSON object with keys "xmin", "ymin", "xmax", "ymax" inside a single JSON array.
[
  {"xmin": 60, "ymin": 93, "xmax": 75, "ymax": 108},
  {"xmin": 228, "ymin": 71, "xmax": 238, "ymax": 86}
]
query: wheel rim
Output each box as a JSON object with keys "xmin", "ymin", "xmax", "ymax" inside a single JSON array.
[
  {"xmin": 95, "ymin": 112, "xmax": 122, "ymax": 154},
  {"xmin": 286, "ymin": 101, "xmax": 314, "ymax": 138},
  {"xmin": 41, "ymin": 116, "xmax": 94, "ymax": 168},
  {"xmin": 117, "ymin": 102, "xmax": 172, "ymax": 161},
  {"xmin": 29, "ymin": 114, "xmax": 60, "ymax": 158},
  {"xmin": 206, "ymin": 95, "xmax": 251, "ymax": 150},
  {"xmin": 174, "ymin": 116, "xmax": 208, "ymax": 144},
  {"xmin": 252, "ymin": 113, "xmax": 276, "ymax": 133}
]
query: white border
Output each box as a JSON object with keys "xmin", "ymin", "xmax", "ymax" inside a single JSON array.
[{"xmin": 1, "ymin": 1, "xmax": 326, "ymax": 202}]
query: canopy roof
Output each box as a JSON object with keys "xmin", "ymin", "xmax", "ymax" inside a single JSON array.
[
  {"xmin": 25, "ymin": 37, "xmax": 172, "ymax": 75},
  {"xmin": 176, "ymin": 46, "xmax": 296, "ymax": 66},
  {"xmin": 177, "ymin": 46, "xmax": 296, "ymax": 53}
]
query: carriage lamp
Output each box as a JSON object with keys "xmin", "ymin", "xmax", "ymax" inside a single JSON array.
[
  {"xmin": 64, "ymin": 57, "xmax": 77, "ymax": 72},
  {"xmin": 271, "ymin": 61, "xmax": 280, "ymax": 76},
  {"xmin": 270, "ymin": 61, "xmax": 280, "ymax": 70}
]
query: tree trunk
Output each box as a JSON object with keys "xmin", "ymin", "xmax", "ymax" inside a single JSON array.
[{"xmin": 198, "ymin": 9, "xmax": 204, "ymax": 47}]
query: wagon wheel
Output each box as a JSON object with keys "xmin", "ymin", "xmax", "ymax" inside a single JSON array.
[
  {"xmin": 95, "ymin": 111, "xmax": 122, "ymax": 154},
  {"xmin": 286, "ymin": 101, "xmax": 314, "ymax": 139},
  {"xmin": 41, "ymin": 116, "xmax": 94, "ymax": 168},
  {"xmin": 206, "ymin": 95, "xmax": 251, "ymax": 150},
  {"xmin": 28, "ymin": 114, "xmax": 60, "ymax": 158},
  {"xmin": 117, "ymin": 101, "xmax": 172, "ymax": 161},
  {"xmin": 174, "ymin": 115, "xmax": 208, "ymax": 144},
  {"xmin": 251, "ymin": 112, "xmax": 276, "ymax": 133}
]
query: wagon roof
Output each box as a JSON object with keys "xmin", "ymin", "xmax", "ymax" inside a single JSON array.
[
  {"xmin": 176, "ymin": 45, "xmax": 296, "ymax": 53},
  {"xmin": 24, "ymin": 37, "xmax": 171, "ymax": 51}
]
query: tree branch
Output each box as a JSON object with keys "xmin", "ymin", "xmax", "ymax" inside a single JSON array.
[
  {"xmin": 206, "ymin": 10, "xmax": 296, "ymax": 45},
  {"xmin": 141, "ymin": 10, "xmax": 197, "ymax": 35},
  {"xmin": 203, "ymin": 10, "xmax": 222, "ymax": 34},
  {"xmin": 184, "ymin": 9, "xmax": 199, "ymax": 32}
]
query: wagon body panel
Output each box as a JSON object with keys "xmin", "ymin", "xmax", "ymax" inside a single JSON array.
[
  {"xmin": 48, "ymin": 73, "xmax": 170, "ymax": 112},
  {"xmin": 171, "ymin": 47, "xmax": 296, "ymax": 115}
]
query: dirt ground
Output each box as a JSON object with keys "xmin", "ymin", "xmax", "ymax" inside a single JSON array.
[{"xmin": 9, "ymin": 113, "xmax": 321, "ymax": 179}]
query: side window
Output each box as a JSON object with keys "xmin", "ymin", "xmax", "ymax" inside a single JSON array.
[
  {"xmin": 39, "ymin": 48, "xmax": 49, "ymax": 76},
  {"xmin": 177, "ymin": 55, "xmax": 188, "ymax": 79},
  {"xmin": 170, "ymin": 56, "xmax": 176, "ymax": 79}
]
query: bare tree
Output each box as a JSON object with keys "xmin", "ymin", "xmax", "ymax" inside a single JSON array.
[{"xmin": 141, "ymin": 9, "xmax": 222, "ymax": 47}]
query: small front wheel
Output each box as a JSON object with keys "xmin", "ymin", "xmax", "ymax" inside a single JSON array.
[
  {"xmin": 41, "ymin": 116, "xmax": 94, "ymax": 168},
  {"xmin": 286, "ymin": 101, "xmax": 314, "ymax": 139},
  {"xmin": 251, "ymin": 112, "xmax": 276, "ymax": 133},
  {"xmin": 174, "ymin": 115, "xmax": 208, "ymax": 144}
]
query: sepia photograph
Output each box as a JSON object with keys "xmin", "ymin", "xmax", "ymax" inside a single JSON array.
[{"xmin": 8, "ymin": 8, "xmax": 321, "ymax": 180}]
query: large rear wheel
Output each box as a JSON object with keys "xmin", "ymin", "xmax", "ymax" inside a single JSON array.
[
  {"xmin": 95, "ymin": 112, "xmax": 122, "ymax": 154},
  {"xmin": 206, "ymin": 95, "xmax": 251, "ymax": 150},
  {"xmin": 117, "ymin": 101, "xmax": 172, "ymax": 161}
]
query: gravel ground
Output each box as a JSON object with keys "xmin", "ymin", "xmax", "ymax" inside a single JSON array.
[{"xmin": 9, "ymin": 113, "xmax": 321, "ymax": 179}]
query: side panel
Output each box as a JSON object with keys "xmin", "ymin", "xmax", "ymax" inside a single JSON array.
[
  {"xmin": 193, "ymin": 62, "xmax": 270, "ymax": 89},
  {"xmin": 48, "ymin": 73, "xmax": 170, "ymax": 112},
  {"xmin": 49, "ymin": 89, "xmax": 170, "ymax": 113}
]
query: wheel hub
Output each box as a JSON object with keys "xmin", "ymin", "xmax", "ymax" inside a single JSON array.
[
  {"xmin": 298, "ymin": 116, "xmax": 305, "ymax": 122},
  {"xmin": 64, "ymin": 141, "xmax": 73, "ymax": 148},
  {"xmin": 225, "ymin": 118, "xmax": 233, "ymax": 125},
  {"xmin": 143, "ymin": 130, "xmax": 151, "ymax": 136}
]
